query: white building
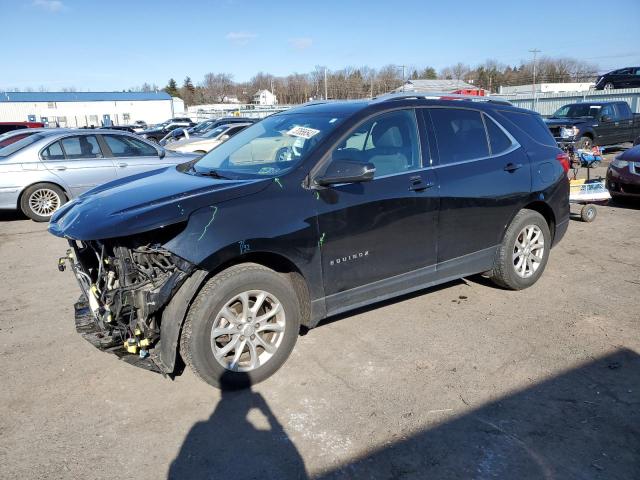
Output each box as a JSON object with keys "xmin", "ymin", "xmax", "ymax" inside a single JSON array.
[
  {"xmin": 498, "ymin": 82, "xmax": 595, "ymax": 95},
  {"xmin": 0, "ymin": 91, "xmax": 178, "ymax": 127},
  {"xmin": 252, "ymin": 89, "xmax": 277, "ymax": 105}
]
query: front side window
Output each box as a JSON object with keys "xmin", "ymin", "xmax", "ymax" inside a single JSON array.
[
  {"xmin": 430, "ymin": 108, "xmax": 489, "ymax": 164},
  {"xmin": 103, "ymin": 135, "xmax": 157, "ymax": 157},
  {"xmin": 60, "ymin": 135, "xmax": 102, "ymax": 159},
  {"xmin": 193, "ymin": 112, "xmax": 347, "ymax": 178},
  {"xmin": 327, "ymin": 109, "xmax": 421, "ymax": 177}
]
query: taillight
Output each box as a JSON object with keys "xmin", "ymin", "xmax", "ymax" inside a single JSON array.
[{"xmin": 556, "ymin": 152, "xmax": 570, "ymax": 173}]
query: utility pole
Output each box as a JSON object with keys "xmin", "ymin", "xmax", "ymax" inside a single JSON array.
[
  {"xmin": 529, "ymin": 48, "xmax": 541, "ymax": 98},
  {"xmin": 393, "ymin": 65, "xmax": 407, "ymax": 92},
  {"xmin": 324, "ymin": 68, "xmax": 328, "ymax": 100}
]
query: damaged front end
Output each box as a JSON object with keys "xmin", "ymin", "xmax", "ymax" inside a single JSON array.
[{"xmin": 59, "ymin": 228, "xmax": 194, "ymax": 374}]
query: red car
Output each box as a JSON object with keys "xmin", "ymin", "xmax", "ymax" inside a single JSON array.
[
  {"xmin": 607, "ymin": 145, "xmax": 640, "ymax": 199},
  {"xmin": 0, "ymin": 121, "xmax": 45, "ymax": 135}
]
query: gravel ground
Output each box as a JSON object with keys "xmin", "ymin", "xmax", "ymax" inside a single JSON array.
[{"xmin": 1, "ymin": 161, "xmax": 639, "ymax": 479}]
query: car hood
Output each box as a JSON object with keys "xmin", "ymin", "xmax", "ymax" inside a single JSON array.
[
  {"xmin": 48, "ymin": 166, "xmax": 271, "ymax": 240},
  {"xmin": 544, "ymin": 118, "xmax": 590, "ymax": 127},
  {"xmin": 618, "ymin": 144, "xmax": 640, "ymax": 161}
]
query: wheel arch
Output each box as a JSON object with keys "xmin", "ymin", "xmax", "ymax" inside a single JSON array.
[
  {"xmin": 521, "ymin": 201, "xmax": 556, "ymax": 241},
  {"xmin": 16, "ymin": 180, "xmax": 70, "ymax": 210},
  {"xmin": 157, "ymin": 250, "xmax": 312, "ymax": 375}
]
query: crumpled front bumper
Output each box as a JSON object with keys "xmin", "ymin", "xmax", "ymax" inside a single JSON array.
[{"xmin": 74, "ymin": 295, "xmax": 166, "ymax": 374}]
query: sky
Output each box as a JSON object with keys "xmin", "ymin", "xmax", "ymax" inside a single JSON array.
[{"xmin": 1, "ymin": 0, "xmax": 639, "ymax": 91}]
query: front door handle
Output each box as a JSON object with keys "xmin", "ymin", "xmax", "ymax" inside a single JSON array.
[
  {"xmin": 504, "ymin": 163, "xmax": 523, "ymax": 173},
  {"xmin": 53, "ymin": 165, "xmax": 66, "ymax": 171},
  {"xmin": 409, "ymin": 175, "xmax": 435, "ymax": 192},
  {"xmin": 117, "ymin": 162, "xmax": 128, "ymax": 168}
]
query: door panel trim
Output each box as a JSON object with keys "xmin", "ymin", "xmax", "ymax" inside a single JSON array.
[{"xmin": 323, "ymin": 245, "xmax": 497, "ymax": 317}]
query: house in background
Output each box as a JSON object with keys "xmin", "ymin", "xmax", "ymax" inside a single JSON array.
[
  {"xmin": 393, "ymin": 79, "xmax": 486, "ymax": 96},
  {"xmin": 253, "ymin": 89, "xmax": 277, "ymax": 105}
]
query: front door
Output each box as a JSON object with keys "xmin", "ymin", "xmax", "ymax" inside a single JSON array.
[
  {"xmin": 597, "ymin": 104, "xmax": 618, "ymax": 145},
  {"xmin": 40, "ymin": 134, "xmax": 118, "ymax": 197},
  {"xmin": 315, "ymin": 109, "xmax": 439, "ymax": 313}
]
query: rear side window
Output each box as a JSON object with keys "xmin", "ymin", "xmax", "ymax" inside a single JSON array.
[
  {"xmin": 499, "ymin": 111, "xmax": 556, "ymax": 147},
  {"xmin": 60, "ymin": 135, "xmax": 102, "ymax": 159},
  {"xmin": 429, "ymin": 108, "xmax": 489, "ymax": 164},
  {"xmin": 103, "ymin": 135, "xmax": 157, "ymax": 157},
  {"xmin": 42, "ymin": 141, "xmax": 65, "ymax": 160},
  {"xmin": 483, "ymin": 114, "xmax": 513, "ymax": 155}
]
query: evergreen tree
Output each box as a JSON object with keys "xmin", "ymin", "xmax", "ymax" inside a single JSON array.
[{"xmin": 164, "ymin": 78, "xmax": 179, "ymax": 97}]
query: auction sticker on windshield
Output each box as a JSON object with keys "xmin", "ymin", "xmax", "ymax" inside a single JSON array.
[{"xmin": 286, "ymin": 126, "xmax": 320, "ymax": 139}]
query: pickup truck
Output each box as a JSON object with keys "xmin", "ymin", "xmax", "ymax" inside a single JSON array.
[{"xmin": 544, "ymin": 101, "xmax": 640, "ymax": 149}]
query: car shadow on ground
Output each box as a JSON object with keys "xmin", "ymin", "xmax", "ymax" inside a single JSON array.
[
  {"xmin": 167, "ymin": 371, "xmax": 309, "ymax": 479},
  {"xmin": 168, "ymin": 348, "xmax": 639, "ymax": 479},
  {"xmin": 0, "ymin": 210, "xmax": 28, "ymax": 222}
]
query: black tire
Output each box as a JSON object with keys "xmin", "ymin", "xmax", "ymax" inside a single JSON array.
[
  {"xmin": 180, "ymin": 263, "xmax": 301, "ymax": 389},
  {"xmin": 20, "ymin": 183, "xmax": 67, "ymax": 222},
  {"xmin": 580, "ymin": 204, "xmax": 597, "ymax": 222},
  {"xmin": 489, "ymin": 209, "xmax": 551, "ymax": 290},
  {"xmin": 575, "ymin": 136, "xmax": 593, "ymax": 150}
]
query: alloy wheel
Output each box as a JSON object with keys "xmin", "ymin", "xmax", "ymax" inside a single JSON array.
[
  {"xmin": 512, "ymin": 225, "xmax": 545, "ymax": 279},
  {"xmin": 210, "ymin": 290, "xmax": 286, "ymax": 372},
  {"xmin": 28, "ymin": 188, "xmax": 61, "ymax": 217}
]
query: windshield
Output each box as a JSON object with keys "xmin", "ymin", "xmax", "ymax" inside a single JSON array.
[
  {"xmin": 0, "ymin": 133, "xmax": 46, "ymax": 157},
  {"xmin": 190, "ymin": 120, "xmax": 215, "ymax": 134},
  {"xmin": 193, "ymin": 112, "xmax": 345, "ymax": 178},
  {"xmin": 202, "ymin": 126, "xmax": 228, "ymax": 139},
  {"xmin": 552, "ymin": 104, "xmax": 602, "ymax": 118}
]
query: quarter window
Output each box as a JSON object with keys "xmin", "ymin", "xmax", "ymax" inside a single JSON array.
[
  {"xmin": 499, "ymin": 111, "xmax": 557, "ymax": 147},
  {"xmin": 429, "ymin": 108, "xmax": 489, "ymax": 164},
  {"xmin": 103, "ymin": 135, "xmax": 157, "ymax": 157},
  {"xmin": 42, "ymin": 141, "xmax": 65, "ymax": 160},
  {"xmin": 483, "ymin": 114, "xmax": 513, "ymax": 155},
  {"xmin": 329, "ymin": 109, "xmax": 421, "ymax": 178},
  {"xmin": 60, "ymin": 135, "xmax": 102, "ymax": 159}
]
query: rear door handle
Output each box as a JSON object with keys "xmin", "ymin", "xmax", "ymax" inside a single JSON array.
[
  {"xmin": 117, "ymin": 162, "xmax": 128, "ymax": 168},
  {"xmin": 409, "ymin": 175, "xmax": 435, "ymax": 192},
  {"xmin": 504, "ymin": 163, "xmax": 523, "ymax": 173}
]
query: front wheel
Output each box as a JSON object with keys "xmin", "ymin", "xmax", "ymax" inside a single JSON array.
[
  {"xmin": 180, "ymin": 263, "xmax": 301, "ymax": 389},
  {"xmin": 603, "ymin": 82, "xmax": 614, "ymax": 90},
  {"xmin": 489, "ymin": 209, "xmax": 551, "ymax": 290}
]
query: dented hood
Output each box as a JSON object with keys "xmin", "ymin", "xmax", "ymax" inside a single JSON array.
[{"xmin": 48, "ymin": 165, "xmax": 270, "ymax": 240}]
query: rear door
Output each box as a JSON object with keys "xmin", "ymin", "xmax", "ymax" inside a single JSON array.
[
  {"xmin": 100, "ymin": 134, "xmax": 173, "ymax": 177},
  {"xmin": 424, "ymin": 107, "xmax": 530, "ymax": 273},
  {"xmin": 40, "ymin": 134, "xmax": 117, "ymax": 196}
]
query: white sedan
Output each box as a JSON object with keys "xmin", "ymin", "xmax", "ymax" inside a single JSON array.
[{"xmin": 164, "ymin": 123, "xmax": 252, "ymax": 154}]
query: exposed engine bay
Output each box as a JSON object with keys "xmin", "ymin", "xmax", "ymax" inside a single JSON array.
[{"xmin": 59, "ymin": 235, "xmax": 194, "ymax": 371}]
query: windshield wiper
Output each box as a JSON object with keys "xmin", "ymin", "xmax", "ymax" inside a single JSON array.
[{"xmin": 196, "ymin": 168, "xmax": 232, "ymax": 179}]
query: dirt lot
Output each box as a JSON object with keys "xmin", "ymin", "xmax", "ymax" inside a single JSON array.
[{"xmin": 1, "ymin": 162, "xmax": 639, "ymax": 479}]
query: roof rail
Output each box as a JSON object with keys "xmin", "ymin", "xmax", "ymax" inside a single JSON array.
[{"xmin": 371, "ymin": 91, "xmax": 513, "ymax": 106}]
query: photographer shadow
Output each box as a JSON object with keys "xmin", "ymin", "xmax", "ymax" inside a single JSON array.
[{"xmin": 168, "ymin": 371, "xmax": 308, "ymax": 480}]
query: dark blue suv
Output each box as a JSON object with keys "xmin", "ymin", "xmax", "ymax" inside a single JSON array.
[{"xmin": 50, "ymin": 93, "xmax": 570, "ymax": 389}]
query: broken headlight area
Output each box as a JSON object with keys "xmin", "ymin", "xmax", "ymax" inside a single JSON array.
[{"xmin": 59, "ymin": 230, "xmax": 194, "ymax": 372}]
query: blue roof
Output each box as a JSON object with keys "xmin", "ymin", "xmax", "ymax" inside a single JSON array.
[{"xmin": 0, "ymin": 91, "xmax": 172, "ymax": 103}]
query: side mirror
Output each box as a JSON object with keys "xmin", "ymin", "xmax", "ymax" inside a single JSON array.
[
  {"xmin": 219, "ymin": 134, "xmax": 230, "ymax": 142},
  {"xmin": 158, "ymin": 148, "xmax": 166, "ymax": 159},
  {"xmin": 601, "ymin": 114, "xmax": 613, "ymax": 123},
  {"xmin": 315, "ymin": 159, "xmax": 375, "ymax": 186}
]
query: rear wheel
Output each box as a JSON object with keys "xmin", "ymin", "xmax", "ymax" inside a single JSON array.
[
  {"xmin": 20, "ymin": 183, "xmax": 66, "ymax": 222},
  {"xmin": 180, "ymin": 263, "xmax": 301, "ymax": 389},
  {"xmin": 489, "ymin": 209, "xmax": 551, "ymax": 290}
]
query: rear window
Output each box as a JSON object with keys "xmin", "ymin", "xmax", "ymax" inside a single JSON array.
[
  {"xmin": 429, "ymin": 108, "xmax": 489, "ymax": 164},
  {"xmin": 0, "ymin": 133, "xmax": 46, "ymax": 157},
  {"xmin": 499, "ymin": 111, "xmax": 556, "ymax": 147},
  {"xmin": 483, "ymin": 114, "xmax": 513, "ymax": 155}
]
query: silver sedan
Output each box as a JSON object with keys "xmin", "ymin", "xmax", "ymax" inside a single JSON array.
[{"xmin": 0, "ymin": 129, "xmax": 197, "ymax": 221}]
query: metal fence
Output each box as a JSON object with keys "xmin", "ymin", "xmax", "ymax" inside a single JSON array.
[
  {"xmin": 499, "ymin": 87, "xmax": 640, "ymax": 116},
  {"xmin": 188, "ymin": 105, "xmax": 293, "ymax": 123}
]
